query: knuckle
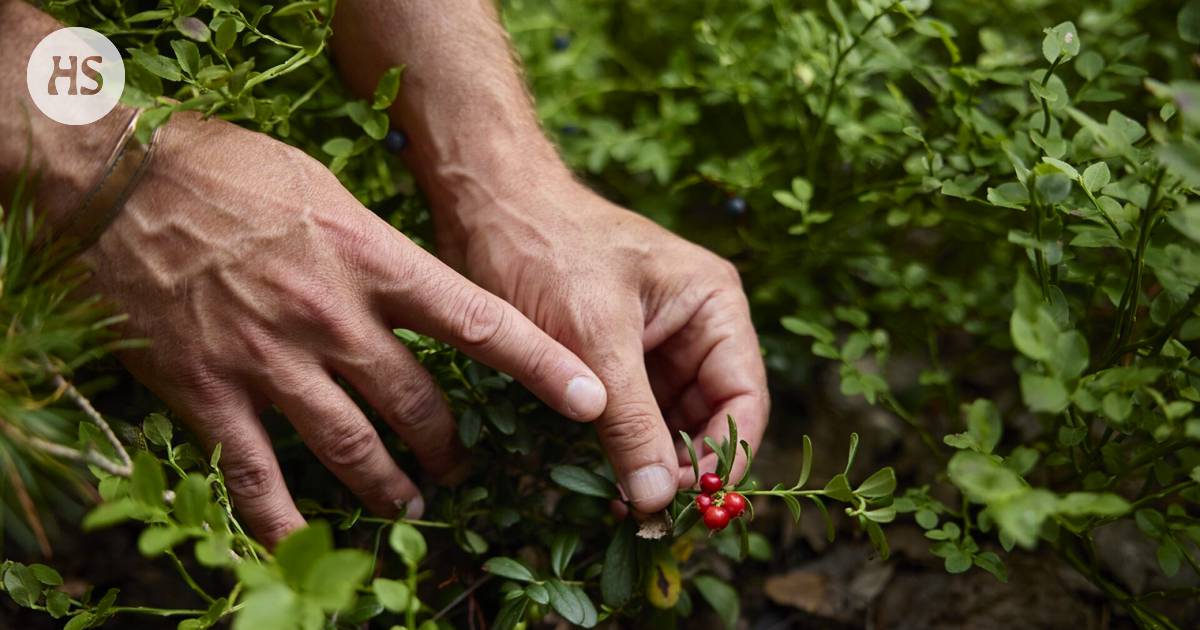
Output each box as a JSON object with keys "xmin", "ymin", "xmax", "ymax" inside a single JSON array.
[
  {"xmin": 390, "ymin": 383, "xmax": 444, "ymax": 430},
  {"xmin": 714, "ymin": 257, "xmax": 742, "ymax": 286},
  {"xmin": 254, "ymin": 506, "xmax": 300, "ymax": 544},
  {"xmin": 454, "ymin": 289, "xmax": 507, "ymax": 347},
  {"xmin": 321, "ymin": 421, "xmax": 380, "ymax": 469},
  {"xmin": 292, "ymin": 285, "xmax": 351, "ymax": 329},
  {"xmin": 222, "ymin": 456, "xmax": 278, "ymax": 501},
  {"xmin": 599, "ymin": 401, "xmax": 662, "ymax": 455},
  {"xmin": 518, "ymin": 341, "xmax": 555, "ymax": 390}
]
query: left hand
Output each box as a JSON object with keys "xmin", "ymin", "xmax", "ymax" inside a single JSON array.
[{"xmin": 435, "ymin": 180, "xmax": 770, "ymax": 513}]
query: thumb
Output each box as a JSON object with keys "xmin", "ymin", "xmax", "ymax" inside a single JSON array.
[{"xmin": 586, "ymin": 335, "xmax": 679, "ymax": 513}]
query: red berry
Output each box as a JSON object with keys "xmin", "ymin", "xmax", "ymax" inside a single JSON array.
[
  {"xmin": 699, "ymin": 472, "xmax": 723, "ymax": 495},
  {"xmin": 703, "ymin": 506, "xmax": 730, "ymax": 531},
  {"xmin": 695, "ymin": 494, "xmax": 713, "ymax": 510},
  {"xmin": 723, "ymin": 492, "xmax": 747, "ymax": 517}
]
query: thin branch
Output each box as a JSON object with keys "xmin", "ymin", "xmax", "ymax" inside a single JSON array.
[{"xmin": 44, "ymin": 358, "xmax": 131, "ymax": 469}]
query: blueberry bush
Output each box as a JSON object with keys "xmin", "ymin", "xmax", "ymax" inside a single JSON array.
[{"xmin": 3, "ymin": 0, "xmax": 1200, "ymax": 628}]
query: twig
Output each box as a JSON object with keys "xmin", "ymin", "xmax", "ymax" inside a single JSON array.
[
  {"xmin": 431, "ymin": 574, "xmax": 493, "ymax": 622},
  {"xmin": 44, "ymin": 358, "xmax": 131, "ymax": 470},
  {"xmin": 0, "ymin": 415, "xmax": 131, "ymax": 477}
]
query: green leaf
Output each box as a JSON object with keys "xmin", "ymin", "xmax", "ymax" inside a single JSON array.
[
  {"xmin": 1057, "ymin": 492, "xmax": 1131, "ymax": 517},
  {"xmin": 550, "ymin": 531, "xmax": 579, "ymax": 578},
  {"xmin": 303, "ymin": 550, "xmax": 373, "ymax": 612},
  {"xmin": 131, "ymin": 451, "xmax": 166, "ymax": 507},
  {"xmin": 30, "ymin": 564, "xmax": 62, "ymax": 586},
  {"xmin": 855, "ymin": 467, "xmax": 897, "ymax": 498},
  {"xmin": 1042, "ymin": 157, "xmax": 1078, "ymax": 179},
  {"xmin": 233, "ymin": 583, "xmax": 298, "ymax": 630},
  {"xmin": 142, "ymin": 413, "xmax": 174, "ymax": 447},
  {"xmin": 1157, "ymin": 540, "xmax": 1184, "ymax": 576},
  {"xmin": 693, "ymin": 575, "xmax": 739, "ymax": 630},
  {"xmin": 1167, "ymin": 205, "xmax": 1200, "ymax": 243},
  {"xmin": 372, "ymin": 66, "xmax": 405, "ymax": 109},
  {"xmin": 493, "ymin": 595, "xmax": 529, "ymax": 630},
  {"xmin": 992, "ymin": 489, "xmax": 1059, "ymax": 548},
  {"xmin": 525, "ymin": 583, "xmax": 549, "ymax": 605},
  {"xmin": 276, "ymin": 521, "xmax": 332, "ymax": 587},
  {"xmin": 1181, "ymin": 0, "xmax": 1200, "ymax": 44},
  {"xmin": 83, "ymin": 497, "xmax": 142, "ymax": 530},
  {"xmin": 947, "ymin": 451, "xmax": 1024, "ymax": 503},
  {"xmin": 1075, "ymin": 51, "xmax": 1103, "ymax": 81},
  {"xmin": 823, "ymin": 473, "xmax": 854, "ymax": 502},
  {"xmin": 170, "ymin": 40, "xmax": 201, "ymax": 77},
  {"xmin": 1011, "ymin": 306, "xmax": 1058, "ymax": 362},
  {"xmin": 138, "ymin": 525, "xmax": 188, "ymax": 556},
  {"xmin": 1042, "ymin": 21, "xmax": 1080, "ymax": 63},
  {"xmin": 966, "ymin": 399, "xmax": 1003, "ymax": 454},
  {"xmin": 780, "ymin": 317, "xmax": 835, "ymax": 343},
  {"xmin": 680, "ymin": 430, "xmax": 700, "ymax": 487},
  {"xmin": 844, "ymin": 432, "xmax": 860, "ymax": 476},
  {"xmin": 798, "ymin": 435, "xmax": 814, "ymax": 487},
  {"xmin": 549, "ymin": 465, "xmax": 618, "ymax": 499},
  {"xmin": 64, "ymin": 612, "xmax": 95, "ymax": 630},
  {"xmin": 213, "ymin": 17, "xmax": 238, "ymax": 53},
  {"xmin": 129, "ymin": 48, "xmax": 182, "ymax": 81},
  {"xmin": 1035, "ymin": 172, "xmax": 1072, "ymax": 204},
  {"xmin": 173, "ymin": 473, "xmax": 209, "ymax": 527},
  {"xmin": 545, "ymin": 579, "xmax": 586, "ymax": 626},
  {"xmin": 1049, "ymin": 330, "xmax": 1089, "ymax": 381},
  {"xmin": 3, "ymin": 564, "xmax": 38, "ymax": 607},
  {"xmin": 174, "ymin": 16, "xmax": 210, "ymax": 41},
  {"xmin": 389, "ymin": 522, "xmax": 427, "ymax": 567},
  {"xmin": 1020, "ymin": 373, "xmax": 1070, "ymax": 413},
  {"xmin": 1081, "ymin": 162, "xmax": 1111, "ymax": 193},
  {"xmin": 781, "ymin": 493, "xmax": 802, "ymax": 522},
  {"xmin": 601, "ymin": 520, "xmax": 636, "ymax": 608},
  {"xmin": 459, "ymin": 407, "xmax": 482, "ymax": 447},
  {"xmin": 322, "ymin": 137, "xmax": 355, "ymax": 157},
  {"xmin": 372, "ymin": 578, "xmax": 411, "ymax": 612},
  {"xmin": 483, "ymin": 557, "xmax": 535, "ymax": 582},
  {"xmin": 45, "ymin": 589, "xmax": 70, "ymax": 618}
]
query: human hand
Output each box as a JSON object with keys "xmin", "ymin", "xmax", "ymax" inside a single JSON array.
[
  {"xmin": 435, "ymin": 181, "xmax": 770, "ymax": 513},
  {"xmin": 78, "ymin": 112, "xmax": 608, "ymax": 544}
]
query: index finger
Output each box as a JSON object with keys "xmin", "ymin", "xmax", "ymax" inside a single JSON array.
[{"xmin": 369, "ymin": 235, "xmax": 608, "ymax": 423}]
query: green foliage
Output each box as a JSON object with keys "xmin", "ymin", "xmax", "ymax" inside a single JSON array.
[{"xmin": 4, "ymin": 0, "xmax": 1200, "ymax": 628}]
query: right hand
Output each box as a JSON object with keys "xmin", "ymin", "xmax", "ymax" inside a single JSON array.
[{"xmin": 78, "ymin": 111, "xmax": 608, "ymax": 544}]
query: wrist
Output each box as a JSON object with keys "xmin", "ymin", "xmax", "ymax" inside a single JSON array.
[{"xmin": 0, "ymin": 0, "xmax": 133, "ymax": 234}]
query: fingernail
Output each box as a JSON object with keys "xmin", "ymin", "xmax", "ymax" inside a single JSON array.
[
  {"xmin": 625, "ymin": 464, "xmax": 675, "ymax": 511},
  {"xmin": 564, "ymin": 375, "xmax": 606, "ymax": 420},
  {"xmin": 395, "ymin": 495, "xmax": 424, "ymax": 520}
]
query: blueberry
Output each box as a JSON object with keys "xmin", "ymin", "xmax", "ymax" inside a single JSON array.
[
  {"xmin": 383, "ymin": 129, "xmax": 407, "ymax": 153},
  {"xmin": 560, "ymin": 124, "xmax": 582, "ymax": 136},
  {"xmin": 553, "ymin": 34, "xmax": 571, "ymax": 52},
  {"xmin": 722, "ymin": 196, "xmax": 747, "ymax": 217}
]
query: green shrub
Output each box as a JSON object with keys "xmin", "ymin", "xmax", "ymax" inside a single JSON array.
[{"xmin": 2, "ymin": 0, "xmax": 1199, "ymax": 628}]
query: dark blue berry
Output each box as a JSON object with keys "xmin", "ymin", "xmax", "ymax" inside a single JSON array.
[
  {"xmin": 384, "ymin": 129, "xmax": 407, "ymax": 153},
  {"xmin": 722, "ymin": 196, "xmax": 747, "ymax": 217},
  {"xmin": 560, "ymin": 124, "xmax": 582, "ymax": 136},
  {"xmin": 553, "ymin": 34, "xmax": 571, "ymax": 52}
]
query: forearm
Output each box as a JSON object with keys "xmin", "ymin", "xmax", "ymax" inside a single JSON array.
[
  {"xmin": 330, "ymin": 1, "xmax": 573, "ymax": 223},
  {"xmin": 0, "ymin": 0, "xmax": 129, "ymax": 231}
]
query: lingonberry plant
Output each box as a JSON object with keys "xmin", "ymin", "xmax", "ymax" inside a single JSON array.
[{"xmin": 3, "ymin": 0, "xmax": 1200, "ymax": 628}]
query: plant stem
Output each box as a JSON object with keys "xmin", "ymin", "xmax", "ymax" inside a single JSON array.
[
  {"xmin": 806, "ymin": 4, "xmax": 895, "ymax": 183},
  {"xmin": 1038, "ymin": 55, "xmax": 1062, "ymax": 138},
  {"xmin": 167, "ymin": 550, "xmax": 215, "ymax": 604},
  {"xmin": 45, "ymin": 360, "xmax": 132, "ymax": 471}
]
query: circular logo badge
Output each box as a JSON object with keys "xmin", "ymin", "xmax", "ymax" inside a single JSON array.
[{"xmin": 26, "ymin": 27, "xmax": 125, "ymax": 126}]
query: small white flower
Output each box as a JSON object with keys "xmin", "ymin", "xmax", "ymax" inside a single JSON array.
[{"xmin": 1064, "ymin": 32, "xmax": 1074, "ymax": 44}]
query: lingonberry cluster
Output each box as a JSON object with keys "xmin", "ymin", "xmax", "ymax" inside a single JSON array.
[{"xmin": 696, "ymin": 472, "xmax": 748, "ymax": 532}]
